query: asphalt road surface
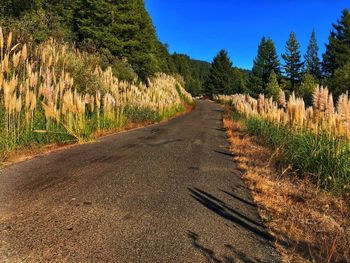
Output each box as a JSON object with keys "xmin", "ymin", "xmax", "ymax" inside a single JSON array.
[{"xmin": 0, "ymin": 100, "xmax": 280, "ymax": 263}]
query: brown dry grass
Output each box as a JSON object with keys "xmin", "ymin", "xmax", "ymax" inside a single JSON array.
[{"xmin": 223, "ymin": 107, "xmax": 350, "ymax": 263}]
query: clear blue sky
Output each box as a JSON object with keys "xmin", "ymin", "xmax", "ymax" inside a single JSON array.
[{"xmin": 145, "ymin": 0, "xmax": 350, "ymax": 70}]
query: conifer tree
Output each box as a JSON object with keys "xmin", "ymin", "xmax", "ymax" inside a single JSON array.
[
  {"xmin": 305, "ymin": 30, "xmax": 321, "ymax": 80},
  {"xmin": 204, "ymin": 50, "xmax": 235, "ymax": 96},
  {"xmin": 322, "ymin": 9, "xmax": 350, "ymax": 78},
  {"xmin": 282, "ymin": 32, "xmax": 304, "ymax": 91},
  {"xmin": 248, "ymin": 37, "xmax": 280, "ymax": 97}
]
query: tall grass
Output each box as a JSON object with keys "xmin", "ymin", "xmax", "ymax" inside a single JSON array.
[
  {"xmin": 216, "ymin": 89, "xmax": 350, "ymax": 193},
  {"xmin": 0, "ymin": 28, "xmax": 193, "ymax": 159}
]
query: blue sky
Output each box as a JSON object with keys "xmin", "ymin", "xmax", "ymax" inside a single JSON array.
[{"xmin": 145, "ymin": 0, "xmax": 350, "ymax": 70}]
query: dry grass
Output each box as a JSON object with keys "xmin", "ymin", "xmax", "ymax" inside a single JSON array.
[{"xmin": 223, "ymin": 107, "xmax": 350, "ymax": 262}]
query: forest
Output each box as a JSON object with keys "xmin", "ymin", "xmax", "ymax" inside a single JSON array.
[
  {"xmin": 0, "ymin": 0, "xmax": 211, "ymax": 96},
  {"xmin": 207, "ymin": 9, "xmax": 350, "ymax": 103}
]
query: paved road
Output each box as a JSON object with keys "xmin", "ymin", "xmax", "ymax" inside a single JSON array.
[{"xmin": 0, "ymin": 100, "xmax": 280, "ymax": 263}]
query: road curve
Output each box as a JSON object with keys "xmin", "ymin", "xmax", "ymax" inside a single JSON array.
[{"xmin": 0, "ymin": 100, "xmax": 280, "ymax": 262}]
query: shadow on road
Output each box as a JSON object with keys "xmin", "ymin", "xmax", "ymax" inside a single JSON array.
[
  {"xmin": 188, "ymin": 187, "xmax": 272, "ymax": 241},
  {"xmin": 220, "ymin": 189, "xmax": 258, "ymax": 208},
  {"xmin": 188, "ymin": 187, "xmax": 326, "ymax": 262},
  {"xmin": 187, "ymin": 231, "xmax": 257, "ymax": 263},
  {"xmin": 213, "ymin": 150, "xmax": 234, "ymax": 158}
]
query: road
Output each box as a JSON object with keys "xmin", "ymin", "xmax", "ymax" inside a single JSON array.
[{"xmin": 0, "ymin": 100, "xmax": 280, "ymax": 263}]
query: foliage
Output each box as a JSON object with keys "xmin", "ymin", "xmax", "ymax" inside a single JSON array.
[
  {"xmin": 171, "ymin": 53, "xmax": 210, "ymax": 96},
  {"xmin": 305, "ymin": 30, "xmax": 321, "ymax": 80},
  {"xmin": 282, "ymin": 32, "xmax": 304, "ymax": 91},
  {"xmin": 245, "ymin": 117, "xmax": 350, "ymax": 193},
  {"xmin": 0, "ymin": 0, "xmax": 199, "ymax": 85},
  {"xmin": 266, "ymin": 71, "xmax": 280, "ymax": 101},
  {"xmin": 248, "ymin": 37, "xmax": 280, "ymax": 97},
  {"xmin": 204, "ymin": 49, "xmax": 245, "ymax": 96},
  {"xmin": 298, "ymin": 72, "xmax": 317, "ymax": 105},
  {"xmin": 322, "ymin": 9, "xmax": 350, "ymax": 79},
  {"xmin": 217, "ymin": 89, "xmax": 350, "ymax": 193},
  {"xmin": 329, "ymin": 63, "xmax": 350, "ymax": 98},
  {"xmin": 0, "ymin": 28, "xmax": 193, "ymax": 159}
]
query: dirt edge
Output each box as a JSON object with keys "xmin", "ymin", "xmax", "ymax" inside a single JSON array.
[{"xmin": 223, "ymin": 106, "xmax": 350, "ymax": 263}]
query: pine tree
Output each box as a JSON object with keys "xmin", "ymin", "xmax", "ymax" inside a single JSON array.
[
  {"xmin": 75, "ymin": 0, "xmax": 162, "ymax": 81},
  {"xmin": 282, "ymin": 32, "xmax": 304, "ymax": 91},
  {"xmin": 248, "ymin": 37, "xmax": 280, "ymax": 97},
  {"xmin": 204, "ymin": 50, "xmax": 235, "ymax": 96},
  {"xmin": 266, "ymin": 71, "xmax": 280, "ymax": 101},
  {"xmin": 322, "ymin": 9, "xmax": 350, "ymax": 79},
  {"xmin": 305, "ymin": 30, "xmax": 321, "ymax": 80}
]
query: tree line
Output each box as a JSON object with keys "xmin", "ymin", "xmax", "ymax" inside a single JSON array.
[
  {"xmin": 204, "ymin": 8, "xmax": 350, "ymax": 102},
  {"xmin": 0, "ymin": 0, "xmax": 210, "ymax": 95}
]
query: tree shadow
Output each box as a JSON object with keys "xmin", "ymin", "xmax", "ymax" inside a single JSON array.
[
  {"xmin": 188, "ymin": 187, "xmax": 337, "ymax": 262},
  {"xmin": 187, "ymin": 231, "xmax": 260, "ymax": 263},
  {"xmin": 187, "ymin": 231, "xmax": 222, "ymax": 263},
  {"xmin": 220, "ymin": 189, "xmax": 257, "ymax": 208},
  {"xmin": 188, "ymin": 187, "xmax": 272, "ymax": 242},
  {"xmin": 213, "ymin": 150, "xmax": 234, "ymax": 158}
]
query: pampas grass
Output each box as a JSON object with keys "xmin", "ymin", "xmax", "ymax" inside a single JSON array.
[
  {"xmin": 216, "ymin": 89, "xmax": 350, "ymax": 193},
  {"xmin": 0, "ymin": 27, "xmax": 193, "ymax": 157}
]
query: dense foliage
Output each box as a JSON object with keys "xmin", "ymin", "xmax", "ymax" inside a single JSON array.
[
  {"xmin": 248, "ymin": 37, "xmax": 280, "ymax": 97},
  {"xmin": 0, "ymin": 29, "xmax": 193, "ymax": 160},
  {"xmin": 282, "ymin": 32, "xmax": 304, "ymax": 91},
  {"xmin": 0, "ymin": 0, "xmax": 209, "ymax": 95},
  {"xmin": 203, "ymin": 50, "xmax": 246, "ymax": 96},
  {"xmin": 241, "ymin": 8, "xmax": 350, "ymax": 104}
]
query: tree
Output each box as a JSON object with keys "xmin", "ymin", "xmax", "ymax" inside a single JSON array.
[
  {"xmin": 0, "ymin": 0, "xmax": 201, "ymax": 83},
  {"xmin": 248, "ymin": 37, "xmax": 280, "ymax": 97},
  {"xmin": 266, "ymin": 71, "xmax": 280, "ymax": 101},
  {"xmin": 305, "ymin": 30, "xmax": 321, "ymax": 80},
  {"xmin": 299, "ymin": 72, "xmax": 317, "ymax": 105},
  {"xmin": 322, "ymin": 9, "xmax": 350, "ymax": 79},
  {"xmin": 282, "ymin": 32, "xmax": 304, "ymax": 91},
  {"xmin": 204, "ymin": 49, "xmax": 235, "ymax": 96},
  {"xmin": 329, "ymin": 63, "xmax": 350, "ymax": 98}
]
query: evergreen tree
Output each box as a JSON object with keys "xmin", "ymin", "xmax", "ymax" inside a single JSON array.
[
  {"xmin": 248, "ymin": 37, "xmax": 280, "ymax": 97},
  {"xmin": 266, "ymin": 71, "xmax": 280, "ymax": 101},
  {"xmin": 204, "ymin": 50, "xmax": 235, "ymax": 96},
  {"xmin": 305, "ymin": 30, "xmax": 321, "ymax": 80},
  {"xmin": 322, "ymin": 9, "xmax": 350, "ymax": 79},
  {"xmin": 231, "ymin": 68, "xmax": 247, "ymax": 94},
  {"xmin": 299, "ymin": 72, "xmax": 317, "ymax": 105},
  {"xmin": 0, "ymin": 0, "xmax": 206, "ymax": 84},
  {"xmin": 282, "ymin": 32, "xmax": 304, "ymax": 91},
  {"xmin": 329, "ymin": 63, "xmax": 350, "ymax": 98}
]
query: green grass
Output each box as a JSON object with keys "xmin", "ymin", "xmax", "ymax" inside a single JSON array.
[
  {"xmin": 0, "ymin": 103, "xmax": 186, "ymax": 161},
  {"xmin": 242, "ymin": 115, "xmax": 350, "ymax": 194}
]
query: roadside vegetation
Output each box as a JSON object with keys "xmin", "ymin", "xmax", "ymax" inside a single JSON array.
[
  {"xmin": 217, "ymin": 87, "xmax": 350, "ymax": 194},
  {"xmin": 0, "ymin": 0, "xmax": 205, "ymax": 162},
  {"xmin": 0, "ymin": 28, "xmax": 193, "ymax": 161},
  {"xmin": 223, "ymin": 109, "xmax": 349, "ymax": 262},
  {"xmin": 207, "ymin": 8, "xmax": 350, "ymax": 195},
  {"xmin": 207, "ymin": 9, "xmax": 350, "ymax": 262}
]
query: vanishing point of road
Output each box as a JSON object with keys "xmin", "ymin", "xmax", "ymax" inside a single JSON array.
[{"xmin": 0, "ymin": 100, "xmax": 280, "ymax": 262}]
